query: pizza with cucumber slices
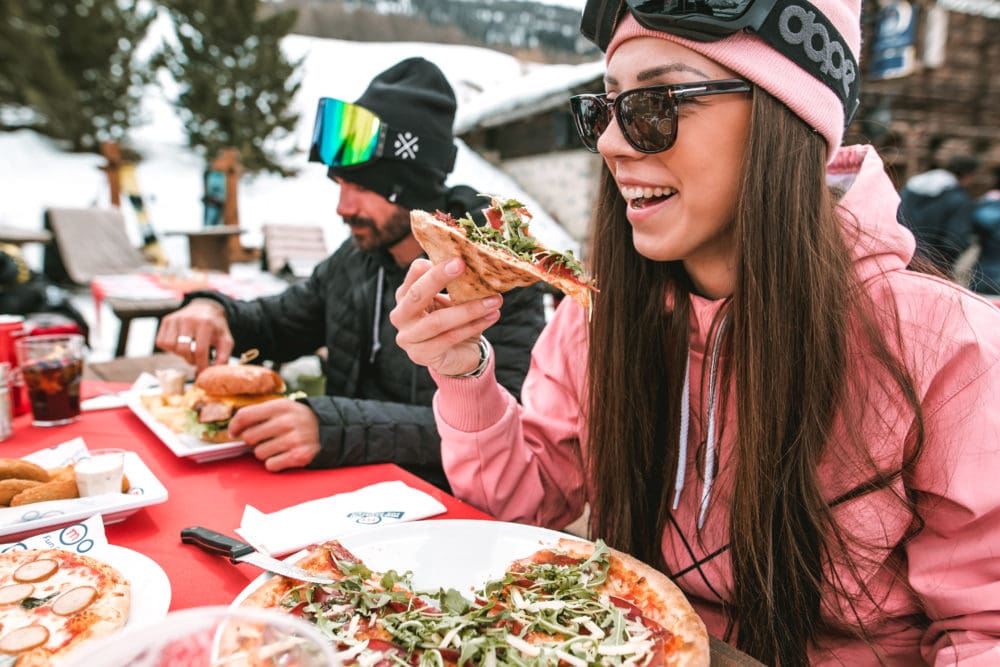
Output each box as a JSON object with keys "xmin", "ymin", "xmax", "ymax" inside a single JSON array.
[
  {"xmin": 411, "ymin": 197, "xmax": 597, "ymax": 311},
  {"xmin": 238, "ymin": 537, "xmax": 709, "ymax": 666},
  {"xmin": 0, "ymin": 549, "xmax": 130, "ymax": 666}
]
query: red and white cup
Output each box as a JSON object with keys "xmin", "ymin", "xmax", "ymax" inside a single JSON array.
[{"xmin": 0, "ymin": 315, "xmax": 29, "ymax": 416}]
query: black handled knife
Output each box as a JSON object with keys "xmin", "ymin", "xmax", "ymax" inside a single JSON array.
[{"xmin": 181, "ymin": 526, "xmax": 335, "ymax": 584}]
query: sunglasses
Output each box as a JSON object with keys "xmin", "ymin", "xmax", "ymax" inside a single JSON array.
[
  {"xmin": 580, "ymin": 0, "xmax": 859, "ymax": 126},
  {"xmin": 308, "ymin": 97, "xmax": 457, "ymax": 171},
  {"xmin": 570, "ymin": 79, "xmax": 751, "ymax": 153}
]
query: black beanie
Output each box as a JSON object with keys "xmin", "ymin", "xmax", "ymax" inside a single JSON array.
[{"xmin": 327, "ymin": 57, "xmax": 458, "ymax": 212}]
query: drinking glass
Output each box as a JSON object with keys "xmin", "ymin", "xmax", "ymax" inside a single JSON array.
[
  {"xmin": 14, "ymin": 333, "xmax": 85, "ymax": 426},
  {"xmin": 64, "ymin": 605, "xmax": 339, "ymax": 666}
]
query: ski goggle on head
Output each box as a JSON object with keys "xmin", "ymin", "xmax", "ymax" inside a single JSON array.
[
  {"xmin": 308, "ymin": 97, "xmax": 457, "ymax": 172},
  {"xmin": 570, "ymin": 79, "xmax": 751, "ymax": 153},
  {"xmin": 579, "ymin": 0, "xmax": 859, "ymax": 128}
]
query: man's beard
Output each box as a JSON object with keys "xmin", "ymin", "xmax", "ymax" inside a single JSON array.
[{"xmin": 344, "ymin": 208, "xmax": 411, "ymax": 253}]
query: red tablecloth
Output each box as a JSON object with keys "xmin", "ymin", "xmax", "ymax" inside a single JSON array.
[{"xmin": 2, "ymin": 381, "xmax": 493, "ymax": 610}]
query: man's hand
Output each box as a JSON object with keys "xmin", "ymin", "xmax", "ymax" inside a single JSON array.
[
  {"xmin": 228, "ymin": 399, "xmax": 320, "ymax": 472},
  {"xmin": 156, "ymin": 299, "xmax": 234, "ymax": 371}
]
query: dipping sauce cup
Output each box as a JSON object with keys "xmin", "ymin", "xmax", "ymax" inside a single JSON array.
[
  {"xmin": 74, "ymin": 448, "xmax": 126, "ymax": 497},
  {"xmin": 14, "ymin": 333, "xmax": 85, "ymax": 427}
]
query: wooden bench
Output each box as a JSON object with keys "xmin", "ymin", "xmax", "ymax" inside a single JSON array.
[
  {"xmin": 106, "ymin": 296, "xmax": 181, "ymax": 357},
  {"xmin": 84, "ymin": 352, "xmax": 194, "ymax": 383},
  {"xmin": 261, "ymin": 224, "xmax": 328, "ymax": 278}
]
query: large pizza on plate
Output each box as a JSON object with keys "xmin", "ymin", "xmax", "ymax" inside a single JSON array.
[
  {"xmin": 0, "ymin": 549, "xmax": 130, "ymax": 666},
  {"xmin": 238, "ymin": 535, "xmax": 709, "ymax": 666}
]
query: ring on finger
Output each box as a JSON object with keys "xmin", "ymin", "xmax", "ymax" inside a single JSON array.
[{"xmin": 176, "ymin": 335, "xmax": 196, "ymax": 351}]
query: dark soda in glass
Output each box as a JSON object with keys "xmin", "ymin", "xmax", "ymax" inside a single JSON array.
[{"xmin": 21, "ymin": 358, "xmax": 83, "ymax": 425}]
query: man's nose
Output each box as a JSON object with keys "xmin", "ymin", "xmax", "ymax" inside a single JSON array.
[{"xmin": 336, "ymin": 183, "xmax": 359, "ymax": 218}]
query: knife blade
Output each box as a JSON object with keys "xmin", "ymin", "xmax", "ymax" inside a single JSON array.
[{"xmin": 180, "ymin": 526, "xmax": 335, "ymax": 584}]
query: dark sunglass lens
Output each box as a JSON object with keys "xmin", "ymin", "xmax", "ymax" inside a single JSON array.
[
  {"xmin": 571, "ymin": 97, "xmax": 610, "ymax": 151},
  {"xmin": 617, "ymin": 90, "xmax": 675, "ymax": 152}
]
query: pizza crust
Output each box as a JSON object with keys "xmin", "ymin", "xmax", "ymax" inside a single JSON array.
[{"xmin": 410, "ymin": 210, "xmax": 592, "ymax": 309}]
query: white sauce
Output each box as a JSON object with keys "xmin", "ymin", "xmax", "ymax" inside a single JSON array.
[{"xmin": 74, "ymin": 452, "xmax": 124, "ymax": 496}]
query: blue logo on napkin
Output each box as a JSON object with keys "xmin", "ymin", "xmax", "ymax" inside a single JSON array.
[{"xmin": 347, "ymin": 511, "xmax": 404, "ymax": 525}]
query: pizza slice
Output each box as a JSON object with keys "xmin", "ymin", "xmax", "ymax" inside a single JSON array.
[
  {"xmin": 411, "ymin": 197, "xmax": 596, "ymax": 310},
  {"xmin": 497, "ymin": 538, "xmax": 711, "ymax": 667},
  {"xmin": 239, "ymin": 540, "xmax": 434, "ymax": 665}
]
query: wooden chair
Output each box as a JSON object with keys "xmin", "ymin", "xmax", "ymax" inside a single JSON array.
[
  {"xmin": 261, "ymin": 224, "xmax": 329, "ymax": 279},
  {"xmin": 43, "ymin": 207, "xmax": 147, "ymax": 285}
]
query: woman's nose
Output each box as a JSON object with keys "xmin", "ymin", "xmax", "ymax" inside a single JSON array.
[{"xmin": 596, "ymin": 114, "xmax": 635, "ymax": 158}]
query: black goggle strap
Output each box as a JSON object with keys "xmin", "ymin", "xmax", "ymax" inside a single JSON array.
[
  {"xmin": 377, "ymin": 125, "xmax": 458, "ymax": 173},
  {"xmin": 581, "ymin": 0, "xmax": 629, "ymax": 56},
  {"xmin": 754, "ymin": 0, "xmax": 860, "ymax": 127}
]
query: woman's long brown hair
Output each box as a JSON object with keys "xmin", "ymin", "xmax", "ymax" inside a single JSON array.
[{"xmin": 586, "ymin": 91, "xmax": 926, "ymax": 666}]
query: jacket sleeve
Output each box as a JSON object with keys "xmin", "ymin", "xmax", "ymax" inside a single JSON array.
[
  {"xmin": 485, "ymin": 284, "xmax": 547, "ymax": 401},
  {"xmin": 431, "ymin": 299, "xmax": 589, "ymax": 529},
  {"xmin": 907, "ymin": 310, "xmax": 1000, "ymax": 665},
  {"xmin": 182, "ymin": 257, "xmax": 335, "ymax": 363},
  {"xmin": 303, "ymin": 395, "xmax": 447, "ymax": 488}
]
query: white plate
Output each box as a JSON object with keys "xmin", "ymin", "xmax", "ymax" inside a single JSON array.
[
  {"xmin": 125, "ymin": 388, "xmax": 250, "ymax": 463},
  {"xmin": 0, "ymin": 452, "xmax": 169, "ymax": 542},
  {"xmin": 100, "ymin": 544, "xmax": 172, "ymax": 623},
  {"xmin": 234, "ymin": 519, "xmax": 576, "ymax": 604}
]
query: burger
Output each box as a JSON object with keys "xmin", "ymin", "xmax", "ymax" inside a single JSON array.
[{"xmin": 183, "ymin": 364, "xmax": 287, "ymax": 443}]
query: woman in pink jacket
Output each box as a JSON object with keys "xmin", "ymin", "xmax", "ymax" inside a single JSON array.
[{"xmin": 390, "ymin": 0, "xmax": 1000, "ymax": 663}]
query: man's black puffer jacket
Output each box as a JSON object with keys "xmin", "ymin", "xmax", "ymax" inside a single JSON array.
[{"xmin": 183, "ymin": 238, "xmax": 546, "ymax": 490}]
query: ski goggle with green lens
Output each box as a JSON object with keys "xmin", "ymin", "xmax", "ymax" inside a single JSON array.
[
  {"xmin": 308, "ymin": 97, "xmax": 457, "ymax": 171},
  {"xmin": 580, "ymin": 0, "xmax": 859, "ymax": 127}
]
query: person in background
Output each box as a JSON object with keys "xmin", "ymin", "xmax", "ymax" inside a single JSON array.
[
  {"xmin": 970, "ymin": 166, "xmax": 1000, "ymax": 295},
  {"xmin": 899, "ymin": 154, "xmax": 980, "ymax": 276},
  {"xmin": 389, "ymin": 0, "xmax": 1000, "ymax": 664},
  {"xmin": 0, "ymin": 243, "xmax": 89, "ymax": 341},
  {"xmin": 156, "ymin": 57, "xmax": 546, "ymax": 489}
]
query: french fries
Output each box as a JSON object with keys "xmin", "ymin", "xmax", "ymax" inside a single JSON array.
[{"xmin": 0, "ymin": 458, "xmax": 131, "ymax": 507}]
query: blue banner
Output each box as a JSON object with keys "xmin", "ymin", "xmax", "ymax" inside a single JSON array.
[{"xmin": 871, "ymin": 1, "xmax": 918, "ymax": 79}]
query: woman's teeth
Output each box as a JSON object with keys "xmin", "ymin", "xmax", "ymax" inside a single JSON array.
[{"xmin": 620, "ymin": 186, "xmax": 677, "ymax": 206}]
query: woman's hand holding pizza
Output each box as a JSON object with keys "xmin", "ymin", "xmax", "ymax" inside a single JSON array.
[{"xmin": 391, "ymin": 257, "xmax": 502, "ymax": 377}]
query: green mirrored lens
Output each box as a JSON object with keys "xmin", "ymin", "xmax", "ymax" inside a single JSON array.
[{"xmin": 310, "ymin": 98, "xmax": 382, "ymax": 167}]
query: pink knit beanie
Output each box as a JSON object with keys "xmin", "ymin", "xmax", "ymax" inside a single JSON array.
[{"xmin": 606, "ymin": 2, "xmax": 861, "ymax": 162}]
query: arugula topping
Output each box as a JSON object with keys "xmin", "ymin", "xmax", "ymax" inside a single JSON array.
[
  {"xmin": 294, "ymin": 540, "xmax": 659, "ymax": 666},
  {"xmin": 20, "ymin": 592, "xmax": 57, "ymax": 610},
  {"xmin": 456, "ymin": 196, "xmax": 595, "ymax": 286}
]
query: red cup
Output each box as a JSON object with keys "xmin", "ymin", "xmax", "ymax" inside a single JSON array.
[{"xmin": 0, "ymin": 315, "xmax": 29, "ymax": 416}]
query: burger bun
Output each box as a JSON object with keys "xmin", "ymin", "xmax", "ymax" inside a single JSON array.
[{"xmin": 195, "ymin": 364, "xmax": 285, "ymax": 396}]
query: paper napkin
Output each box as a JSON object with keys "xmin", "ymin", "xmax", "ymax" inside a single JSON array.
[
  {"xmin": 235, "ymin": 480, "xmax": 447, "ymax": 556},
  {"xmin": 0, "ymin": 514, "xmax": 110, "ymax": 556}
]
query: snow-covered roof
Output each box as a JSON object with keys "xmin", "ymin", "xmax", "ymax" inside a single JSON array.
[{"xmin": 454, "ymin": 59, "xmax": 604, "ymax": 135}]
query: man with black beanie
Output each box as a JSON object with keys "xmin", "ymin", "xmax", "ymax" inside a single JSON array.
[{"xmin": 156, "ymin": 58, "xmax": 546, "ymax": 490}]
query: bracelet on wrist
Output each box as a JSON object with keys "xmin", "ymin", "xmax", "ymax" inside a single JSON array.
[{"xmin": 446, "ymin": 336, "xmax": 491, "ymax": 378}]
